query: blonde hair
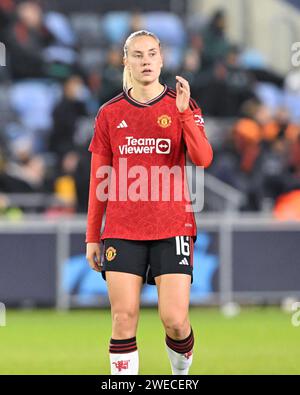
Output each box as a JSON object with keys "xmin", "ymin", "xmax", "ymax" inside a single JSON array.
[{"xmin": 123, "ymin": 30, "xmax": 161, "ymax": 93}]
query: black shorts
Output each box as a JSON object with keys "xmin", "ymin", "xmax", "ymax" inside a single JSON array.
[{"xmin": 100, "ymin": 236, "xmax": 194, "ymax": 285}]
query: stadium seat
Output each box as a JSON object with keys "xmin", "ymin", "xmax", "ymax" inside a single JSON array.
[
  {"xmin": 159, "ymin": 45, "xmax": 184, "ymax": 71},
  {"xmin": 69, "ymin": 13, "xmax": 105, "ymax": 47},
  {"xmin": 101, "ymin": 11, "xmax": 131, "ymax": 44},
  {"xmin": 44, "ymin": 11, "xmax": 77, "ymax": 46},
  {"xmin": 43, "ymin": 46, "xmax": 78, "ymax": 65},
  {"xmin": 283, "ymin": 91, "xmax": 300, "ymax": 123},
  {"xmin": 9, "ymin": 80, "xmax": 62, "ymax": 131},
  {"xmin": 240, "ymin": 49, "xmax": 268, "ymax": 69},
  {"xmin": 255, "ymin": 82, "xmax": 283, "ymax": 114},
  {"xmin": 184, "ymin": 12, "xmax": 208, "ymax": 34},
  {"xmin": 143, "ymin": 12, "xmax": 187, "ymax": 46},
  {"xmin": 78, "ymin": 48, "xmax": 107, "ymax": 72}
]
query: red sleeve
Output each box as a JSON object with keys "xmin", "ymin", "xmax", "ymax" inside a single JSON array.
[
  {"xmin": 85, "ymin": 152, "xmax": 112, "ymax": 243},
  {"xmin": 88, "ymin": 107, "xmax": 112, "ymax": 157},
  {"xmin": 177, "ymin": 101, "xmax": 213, "ymax": 168}
]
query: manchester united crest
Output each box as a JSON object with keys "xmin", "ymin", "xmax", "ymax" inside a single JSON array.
[
  {"xmin": 106, "ymin": 246, "xmax": 117, "ymax": 261},
  {"xmin": 157, "ymin": 114, "xmax": 172, "ymax": 128}
]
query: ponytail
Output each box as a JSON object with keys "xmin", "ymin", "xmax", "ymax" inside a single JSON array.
[{"xmin": 123, "ymin": 65, "xmax": 133, "ymax": 93}]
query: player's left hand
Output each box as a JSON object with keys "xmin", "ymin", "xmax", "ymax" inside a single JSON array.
[{"xmin": 176, "ymin": 76, "xmax": 190, "ymax": 113}]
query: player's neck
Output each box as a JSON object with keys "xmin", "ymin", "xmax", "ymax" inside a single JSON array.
[{"xmin": 129, "ymin": 82, "xmax": 165, "ymax": 103}]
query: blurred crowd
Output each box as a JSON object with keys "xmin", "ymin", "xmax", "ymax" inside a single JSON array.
[
  {"xmin": 211, "ymin": 102, "xmax": 300, "ymax": 212},
  {"xmin": 0, "ymin": 0, "xmax": 300, "ymax": 216}
]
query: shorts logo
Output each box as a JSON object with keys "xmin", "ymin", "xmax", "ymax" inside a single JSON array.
[
  {"xmin": 106, "ymin": 246, "xmax": 117, "ymax": 261},
  {"xmin": 156, "ymin": 139, "xmax": 171, "ymax": 154},
  {"xmin": 157, "ymin": 114, "xmax": 172, "ymax": 128},
  {"xmin": 179, "ymin": 257, "xmax": 189, "ymax": 266}
]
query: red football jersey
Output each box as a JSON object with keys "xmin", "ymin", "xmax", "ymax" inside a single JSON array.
[{"xmin": 88, "ymin": 83, "xmax": 210, "ymax": 241}]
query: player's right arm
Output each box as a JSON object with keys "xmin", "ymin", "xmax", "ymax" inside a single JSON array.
[
  {"xmin": 86, "ymin": 108, "xmax": 112, "ymax": 271},
  {"xmin": 85, "ymin": 152, "xmax": 112, "ymax": 271}
]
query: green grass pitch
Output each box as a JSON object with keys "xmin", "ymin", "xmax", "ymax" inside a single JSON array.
[{"xmin": 0, "ymin": 307, "xmax": 299, "ymax": 375}]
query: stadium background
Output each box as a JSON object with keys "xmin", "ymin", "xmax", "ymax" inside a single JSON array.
[{"xmin": 0, "ymin": 0, "xmax": 300, "ymax": 374}]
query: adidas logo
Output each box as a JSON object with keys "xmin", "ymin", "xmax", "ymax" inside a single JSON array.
[
  {"xmin": 179, "ymin": 258, "xmax": 189, "ymax": 266},
  {"xmin": 117, "ymin": 120, "xmax": 128, "ymax": 128}
]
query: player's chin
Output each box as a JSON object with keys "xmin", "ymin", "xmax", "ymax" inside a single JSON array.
[
  {"xmin": 139, "ymin": 76, "xmax": 157, "ymax": 85},
  {"xmin": 140, "ymin": 72, "xmax": 156, "ymax": 80}
]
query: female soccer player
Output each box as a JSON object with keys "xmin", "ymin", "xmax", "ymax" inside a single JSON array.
[{"xmin": 86, "ymin": 30, "xmax": 213, "ymax": 375}]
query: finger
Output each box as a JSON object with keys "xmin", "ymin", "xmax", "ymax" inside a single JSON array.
[
  {"xmin": 94, "ymin": 252, "xmax": 103, "ymax": 271},
  {"xmin": 176, "ymin": 75, "xmax": 186, "ymax": 82},
  {"xmin": 178, "ymin": 85, "xmax": 190, "ymax": 98},
  {"xmin": 91, "ymin": 259, "xmax": 101, "ymax": 272},
  {"xmin": 176, "ymin": 75, "xmax": 189, "ymax": 88},
  {"xmin": 95, "ymin": 260, "xmax": 102, "ymax": 270},
  {"xmin": 96, "ymin": 251, "xmax": 101, "ymax": 264},
  {"xmin": 94, "ymin": 265, "xmax": 102, "ymax": 272},
  {"xmin": 176, "ymin": 75, "xmax": 189, "ymax": 85},
  {"xmin": 87, "ymin": 256, "xmax": 97, "ymax": 270},
  {"xmin": 179, "ymin": 84, "xmax": 189, "ymax": 93},
  {"xmin": 176, "ymin": 81, "xmax": 189, "ymax": 94}
]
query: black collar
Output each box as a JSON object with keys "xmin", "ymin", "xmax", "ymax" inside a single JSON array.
[{"xmin": 124, "ymin": 84, "xmax": 168, "ymax": 108}]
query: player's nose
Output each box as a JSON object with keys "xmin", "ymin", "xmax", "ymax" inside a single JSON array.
[{"xmin": 142, "ymin": 56, "xmax": 151, "ymax": 64}]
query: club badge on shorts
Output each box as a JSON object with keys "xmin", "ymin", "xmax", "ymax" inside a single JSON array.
[
  {"xmin": 106, "ymin": 246, "xmax": 117, "ymax": 262},
  {"xmin": 157, "ymin": 114, "xmax": 172, "ymax": 128}
]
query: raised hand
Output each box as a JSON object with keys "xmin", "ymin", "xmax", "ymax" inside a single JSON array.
[{"xmin": 176, "ymin": 75, "xmax": 190, "ymax": 113}]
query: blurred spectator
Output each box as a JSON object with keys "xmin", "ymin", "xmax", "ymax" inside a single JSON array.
[
  {"xmin": 0, "ymin": 0, "xmax": 16, "ymax": 42},
  {"xmin": 285, "ymin": 134, "xmax": 300, "ymax": 193},
  {"xmin": 210, "ymin": 124, "xmax": 261, "ymax": 208},
  {"xmin": 74, "ymin": 144, "xmax": 91, "ymax": 213},
  {"xmin": 273, "ymin": 190, "xmax": 300, "ymax": 220},
  {"xmin": 210, "ymin": 98, "xmax": 300, "ymax": 210},
  {"xmin": 3, "ymin": 1, "xmax": 53, "ymax": 79},
  {"xmin": 262, "ymin": 107, "xmax": 300, "ymax": 143},
  {"xmin": 48, "ymin": 75, "xmax": 88, "ymax": 156},
  {"xmin": 179, "ymin": 47, "xmax": 203, "ymax": 100},
  {"xmin": 201, "ymin": 9, "xmax": 230, "ymax": 71},
  {"xmin": 0, "ymin": 136, "xmax": 46, "ymax": 192},
  {"xmin": 53, "ymin": 150, "xmax": 79, "ymax": 206},
  {"xmin": 202, "ymin": 46, "xmax": 255, "ymax": 117},
  {"xmin": 98, "ymin": 46, "xmax": 123, "ymax": 104},
  {"xmin": 43, "ymin": 150, "xmax": 80, "ymax": 217}
]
